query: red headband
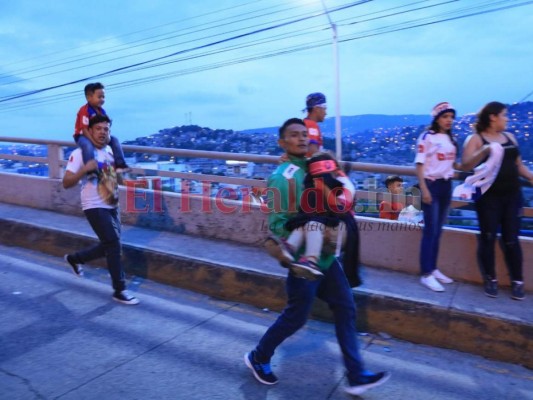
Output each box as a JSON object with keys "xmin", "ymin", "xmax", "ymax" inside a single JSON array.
[{"xmin": 309, "ymin": 160, "xmax": 337, "ymax": 176}]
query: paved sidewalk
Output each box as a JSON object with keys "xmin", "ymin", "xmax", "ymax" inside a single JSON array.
[
  {"xmin": 0, "ymin": 244, "xmax": 532, "ymax": 400},
  {"xmin": 0, "ymin": 202, "xmax": 531, "ymax": 369}
]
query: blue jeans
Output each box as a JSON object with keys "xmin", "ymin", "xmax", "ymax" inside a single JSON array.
[
  {"xmin": 75, "ymin": 135, "xmax": 127, "ymax": 168},
  {"xmin": 72, "ymin": 208, "xmax": 126, "ymax": 292},
  {"xmin": 255, "ymin": 260, "xmax": 366, "ymax": 383},
  {"xmin": 420, "ymin": 179, "xmax": 451, "ymax": 275},
  {"xmin": 475, "ymin": 191, "xmax": 523, "ymax": 281}
]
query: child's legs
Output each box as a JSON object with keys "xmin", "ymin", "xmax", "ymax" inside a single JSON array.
[
  {"xmin": 321, "ymin": 224, "xmax": 340, "ymax": 255},
  {"xmin": 327, "ymin": 222, "xmax": 346, "ymax": 257},
  {"xmin": 287, "ymin": 228, "xmax": 305, "ymax": 251},
  {"xmin": 108, "ymin": 136, "xmax": 127, "ymax": 167},
  {"xmin": 76, "ymin": 135, "xmax": 95, "ymax": 165},
  {"xmin": 303, "ymin": 221, "xmax": 325, "ymax": 261}
]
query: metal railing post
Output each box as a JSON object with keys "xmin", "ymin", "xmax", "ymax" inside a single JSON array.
[{"xmin": 47, "ymin": 144, "xmax": 64, "ymax": 179}]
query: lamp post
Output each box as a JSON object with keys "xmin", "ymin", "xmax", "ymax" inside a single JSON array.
[{"xmin": 320, "ymin": 0, "xmax": 342, "ymax": 160}]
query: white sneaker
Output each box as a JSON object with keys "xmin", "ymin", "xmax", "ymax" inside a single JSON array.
[
  {"xmin": 420, "ymin": 275, "xmax": 445, "ymax": 292},
  {"xmin": 432, "ymin": 269, "xmax": 453, "ymax": 284}
]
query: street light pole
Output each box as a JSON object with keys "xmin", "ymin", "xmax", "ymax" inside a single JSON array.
[{"xmin": 320, "ymin": 0, "xmax": 342, "ymax": 160}]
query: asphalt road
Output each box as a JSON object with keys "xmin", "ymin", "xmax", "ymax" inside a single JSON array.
[{"xmin": 0, "ymin": 244, "xmax": 531, "ymax": 400}]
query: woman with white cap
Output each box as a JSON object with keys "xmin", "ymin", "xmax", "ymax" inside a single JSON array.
[{"xmin": 414, "ymin": 102, "xmax": 457, "ymax": 292}]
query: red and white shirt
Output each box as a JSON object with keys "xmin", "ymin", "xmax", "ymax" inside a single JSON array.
[
  {"xmin": 304, "ymin": 118, "xmax": 323, "ymax": 156},
  {"xmin": 414, "ymin": 131, "xmax": 456, "ymax": 180},
  {"xmin": 74, "ymin": 104, "xmax": 106, "ymax": 137}
]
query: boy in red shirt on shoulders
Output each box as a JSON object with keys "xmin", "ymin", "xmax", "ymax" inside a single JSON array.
[{"xmin": 74, "ymin": 82, "xmax": 129, "ymax": 179}]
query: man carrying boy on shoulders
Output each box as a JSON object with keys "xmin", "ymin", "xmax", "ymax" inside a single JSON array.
[{"xmin": 63, "ymin": 114, "xmax": 139, "ymax": 305}]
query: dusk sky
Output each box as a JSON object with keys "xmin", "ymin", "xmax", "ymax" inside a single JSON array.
[{"xmin": 0, "ymin": 0, "xmax": 532, "ymax": 141}]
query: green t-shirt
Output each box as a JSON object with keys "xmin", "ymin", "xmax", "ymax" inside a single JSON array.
[{"xmin": 266, "ymin": 155, "xmax": 335, "ymax": 271}]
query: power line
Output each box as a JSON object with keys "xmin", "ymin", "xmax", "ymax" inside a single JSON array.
[
  {"xmin": 0, "ymin": 0, "xmax": 454, "ymax": 98},
  {"xmin": 339, "ymin": 0, "xmax": 533, "ymax": 42},
  {"xmin": 2, "ymin": 0, "xmax": 363, "ymax": 85},
  {"xmin": 0, "ymin": 1, "xmax": 370, "ymax": 103},
  {"xmin": 338, "ymin": 0, "xmax": 459, "ymax": 26},
  {"xmin": 0, "ymin": 1, "xmax": 308, "ymax": 84},
  {"xmin": 1, "ymin": 0, "xmax": 531, "ymax": 113},
  {"xmin": 518, "ymin": 90, "xmax": 533, "ymax": 103},
  {"xmin": 338, "ymin": 0, "xmax": 514, "ymax": 35},
  {"xmin": 0, "ymin": 0, "xmax": 266, "ymax": 72},
  {"xmin": 0, "ymin": 27, "xmax": 333, "ymax": 113},
  {"xmin": 0, "ymin": 1, "xmax": 455, "ymax": 91}
]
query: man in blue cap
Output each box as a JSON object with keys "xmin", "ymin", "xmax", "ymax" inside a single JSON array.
[{"xmin": 303, "ymin": 92, "xmax": 327, "ymax": 157}]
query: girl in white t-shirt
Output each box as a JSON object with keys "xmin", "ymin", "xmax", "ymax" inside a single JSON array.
[{"xmin": 414, "ymin": 102, "xmax": 458, "ymax": 292}]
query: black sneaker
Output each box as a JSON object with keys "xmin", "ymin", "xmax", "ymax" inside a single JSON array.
[
  {"xmin": 244, "ymin": 351, "xmax": 278, "ymax": 385},
  {"xmin": 345, "ymin": 371, "xmax": 391, "ymax": 396},
  {"xmin": 511, "ymin": 281, "xmax": 525, "ymax": 300},
  {"xmin": 64, "ymin": 254, "xmax": 83, "ymax": 277},
  {"xmin": 484, "ymin": 279, "xmax": 498, "ymax": 298},
  {"xmin": 112, "ymin": 290, "xmax": 140, "ymax": 305}
]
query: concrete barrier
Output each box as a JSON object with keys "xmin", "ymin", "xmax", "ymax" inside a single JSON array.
[
  {"xmin": 0, "ymin": 173, "xmax": 268, "ymax": 245},
  {"xmin": 357, "ymin": 216, "xmax": 533, "ymax": 288},
  {"xmin": 1, "ymin": 172, "xmax": 531, "ymax": 288}
]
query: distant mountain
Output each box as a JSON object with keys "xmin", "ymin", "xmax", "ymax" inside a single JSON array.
[
  {"xmin": 239, "ymin": 114, "xmax": 429, "ymax": 136},
  {"xmin": 124, "ymin": 102, "xmax": 533, "ymax": 163}
]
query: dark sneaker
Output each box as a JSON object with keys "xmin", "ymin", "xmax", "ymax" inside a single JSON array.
[
  {"xmin": 511, "ymin": 281, "xmax": 525, "ymax": 301},
  {"xmin": 112, "ymin": 290, "xmax": 140, "ymax": 305},
  {"xmin": 264, "ymin": 235, "xmax": 295, "ymax": 268},
  {"xmin": 64, "ymin": 254, "xmax": 83, "ymax": 277},
  {"xmin": 289, "ymin": 257, "xmax": 324, "ymax": 281},
  {"xmin": 345, "ymin": 371, "xmax": 391, "ymax": 396},
  {"xmin": 244, "ymin": 351, "xmax": 278, "ymax": 385},
  {"xmin": 484, "ymin": 279, "xmax": 498, "ymax": 298}
]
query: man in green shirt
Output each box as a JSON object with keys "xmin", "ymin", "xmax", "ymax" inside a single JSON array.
[{"xmin": 244, "ymin": 118, "xmax": 390, "ymax": 396}]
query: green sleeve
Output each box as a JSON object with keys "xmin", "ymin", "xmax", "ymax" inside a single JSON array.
[
  {"xmin": 266, "ymin": 170, "xmax": 334, "ymax": 271},
  {"xmin": 266, "ymin": 173, "xmax": 291, "ymax": 238}
]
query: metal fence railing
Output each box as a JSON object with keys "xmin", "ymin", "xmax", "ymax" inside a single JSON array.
[{"xmin": 1, "ymin": 136, "xmax": 532, "ymax": 224}]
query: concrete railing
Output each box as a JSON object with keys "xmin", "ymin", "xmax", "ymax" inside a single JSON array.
[
  {"xmin": 2, "ymin": 135, "xmax": 531, "ymax": 210},
  {"xmin": 0, "ymin": 136, "xmax": 416, "ymax": 184},
  {"xmin": 0, "ymin": 136, "xmax": 532, "ymax": 289}
]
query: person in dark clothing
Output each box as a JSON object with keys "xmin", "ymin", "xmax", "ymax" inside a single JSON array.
[{"xmin": 462, "ymin": 101, "xmax": 533, "ymax": 300}]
